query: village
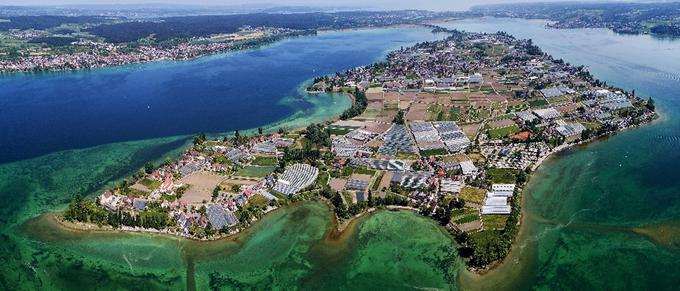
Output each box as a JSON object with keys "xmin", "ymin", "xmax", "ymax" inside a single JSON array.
[
  {"xmin": 63, "ymin": 29, "xmax": 656, "ymax": 268},
  {"xmin": 0, "ymin": 26, "xmax": 307, "ymax": 72}
]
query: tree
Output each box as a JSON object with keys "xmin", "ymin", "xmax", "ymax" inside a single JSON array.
[
  {"xmin": 212, "ymin": 186, "xmax": 220, "ymax": 200},
  {"xmin": 331, "ymin": 192, "xmax": 348, "ymax": 218},
  {"xmin": 193, "ymin": 132, "xmax": 206, "ymax": 145},
  {"xmin": 144, "ymin": 161, "xmax": 154, "ymax": 174},
  {"xmin": 393, "ymin": 110, "xmax": 405, "ymax": 124},
  {"xmin": 63, "ymin": 194, "xmax": 88, "ymax": 222},
  {"xmin": 646, "ymin": 97, "xmax": 655, "ymax": 111},
  {"xmin": 451, "ymin": 199, "xmax": 465, "ymax": 209},
  {"xmin": 433, "ymin": 207, "xmax": 451, "ymax": 225},
  {"xmin": 340, "ymin": 89, "xmax": 368, "ymax": 120},
  {"xmin": 303, "ymin": 123, "xmax": 331, "ymax": 148}
]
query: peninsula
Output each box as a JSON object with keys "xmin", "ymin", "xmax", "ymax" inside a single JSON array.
[
  {"xmin": 0, "ymin": 11, "xmax": 463, "ymax": 73},
  {"xmin": 472, "ymin": 2, "xmax": 680, "ymax": 37},
  {"xmin": 61, "ymin": 28, "xmax": 656, "ymax": 271}
]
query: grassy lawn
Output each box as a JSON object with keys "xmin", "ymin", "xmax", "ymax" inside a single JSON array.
[
  {"xmin": 121, "ymin": 187, "xmax": 149, "ymax": 198},
  {"xmin": 454, "ymin": 213, "xmax": 480, "ymax": 224},
  {"xmin": 138, "ymin": 178, "xmax": 161, "ymax": 190},
  {"xmin": 451, "ymin": 207, "xmax": 479, "ymax": 218},
  {"xmin": 235, "ymin": 166, "xmax": 276, "ymax": 178},
  {"xmin": 328, "ymin": 126, "xmax": 357, "ymax": 136},
  {"xmin": 451, "ymin": 207, "xmax": 480, "ymax": 226},
  {"xmin": 482, "ymin": 215, "xmax": 508, "ymax": 230},
  {"xmin": 251, "ymin": 156, "xmax": 278, "ymax": 166},
  {"xmin": 248, "ymin": 194, "xmax": 270, "ymax": 208},
  {"xmin": 487, "ymin": 124, "xmax": 521, "ymax": 139},
  {"xmin": 459, "ymin": 186, "xmax": 487, "ymax": 204},
  {"xmin": 467, "ymin": 153, "xmax": 487, "ymax": 165},
  {"xmin": 486, "ymin": 168, "xmax": 518, "ymax": 184}
]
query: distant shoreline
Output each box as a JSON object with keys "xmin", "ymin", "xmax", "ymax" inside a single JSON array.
[{"xmin": 0, "ymin": 23, "xmax": 443, "ymax": 76}]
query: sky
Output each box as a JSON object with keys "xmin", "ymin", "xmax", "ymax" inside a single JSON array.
[{"xmin": 0, "ymin": 0, "xmax": 601, "ymax": 11}]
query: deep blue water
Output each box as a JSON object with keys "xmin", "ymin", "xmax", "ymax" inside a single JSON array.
[{"xmin": 0, "ymin": 28, "xmax": 443, "ymax": 163}]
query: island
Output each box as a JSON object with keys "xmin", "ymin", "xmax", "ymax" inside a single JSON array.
[{"xmin": 60, "ymin": 28, "xmax": 656, "ymax": 271}]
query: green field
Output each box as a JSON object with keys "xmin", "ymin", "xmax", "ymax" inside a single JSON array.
[
  {"xmin": 235, "ymin": 166, "xmax": 276, "ymax": 178},
  {"xmin": 459, "ymin": 187, "xmax": 487, "ymax": 204},
  {"xmin": 251, "ymin": 156, "xmax": 278, "ymax": 166},
  {"xmin": 328, "ymin": 126, "xmax": 357, "ymax": 136},
  {"xmin": 248, "ymin": 194, "xmax": 270, "ymax": 208},
  {"xmin": 528, "ymin": 98, "xmax": 549, "ymax": 108},
  {"xmin": 454, "ymin": 213, "xmax": 480, "ymax": 224},
  {"xmin": 486, "ymin": 168, "xmax": 518, "ymax": 184},
  {"xmin": 487, "ymin": 124, "xmax": 521, "ymax": 139},
  {"xmin": 469, "ymin": 229, "xmax": 503, "ymax": 249},
  {"xmin": 482, "ymin": 214, "xmax": 508, "ymax": 230},
  {"xmin": 451, "ymin": 207, "xmax": 481, "ymax": 225},
  {"xmin": 138, "ymin": 178, "xmax": 161, "ymax": 190}
]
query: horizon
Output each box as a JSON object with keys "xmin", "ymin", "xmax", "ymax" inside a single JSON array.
[{"xmin": 0, "ymin": 0, "xmax": 644, "ymax": 12}]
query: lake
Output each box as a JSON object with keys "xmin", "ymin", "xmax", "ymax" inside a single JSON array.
[
  {"xmin": 2, "ymin": 18, "xmax": 680, "ymax": 290},
  {"xmin": 442, "ymin": 18, "xmax": 680, "ymax": 290},
  {"xmin": 0, "ymin": 27, "xmax": 444, "ymax": 164}
]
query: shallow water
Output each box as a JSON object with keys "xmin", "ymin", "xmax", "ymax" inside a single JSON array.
[
  {"xmin": 0, "ymin": 27, "xmax": 450, "ymax": 290},
  {"xmin": 2, "ymin": 19, "xmax": 680, "ymax": 290},
  {"xmin": 442, "ymin": 18, "xmax": 680, "ymax": 290}
]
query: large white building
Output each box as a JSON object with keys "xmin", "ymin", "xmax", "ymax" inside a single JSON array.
[
  {"xmin": 481, "ymin": 184, "xmax": 516, "ymax": 215},
  {"xmin": 273, "ymin": 163, "xmax": 319, "ymax": 196},
  {"xmin": 532, "ymin": 108, "xmax": 561, "ymax": 120}
]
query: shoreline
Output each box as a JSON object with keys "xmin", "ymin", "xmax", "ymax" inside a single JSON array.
[
  {"xmin": 463, "ymin": 111, "xmax": 660, "ymax": 277},
  {"xmin": 22, "ymin": 21, "xmax": 660, "ymax": 285},
  {"xmin": 47, "ymin": 200, "xmax": 307, "ymax": 242},
  {"xmin": 0, "ymin": 30, "xmax": 314, "ymax": 75},
  {"xmin": 0, "ymin": 23, "xmax": 440, "ymax": 76}
]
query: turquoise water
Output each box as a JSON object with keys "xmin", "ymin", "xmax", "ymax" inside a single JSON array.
[
  {"xmin": 2, "ymin": 19, "xmax": 680, "ymax": 290},
  {"xmin": 0, "ymin": 27, "xmax": 448, "ymax": 290},
  {"xmin": 443, "ymin": 18, "xmax": 680, "ymax": 290}
]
